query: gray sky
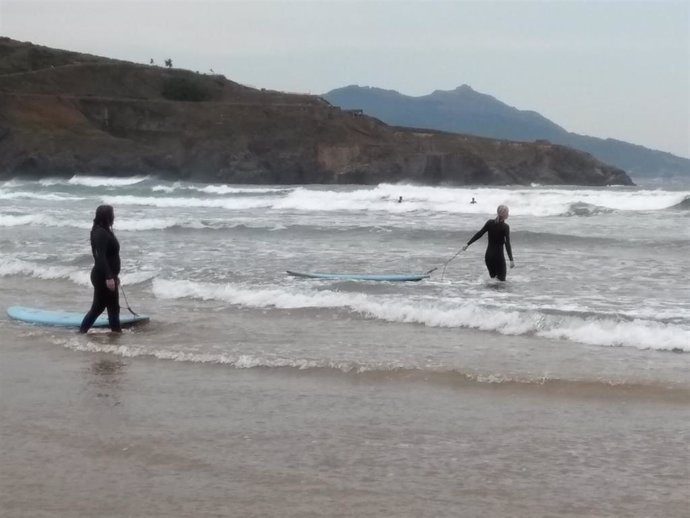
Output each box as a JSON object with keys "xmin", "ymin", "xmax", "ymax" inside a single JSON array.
[{"xmin": 2, "ymin": 0, "xmax": 688, "ymax": 158}]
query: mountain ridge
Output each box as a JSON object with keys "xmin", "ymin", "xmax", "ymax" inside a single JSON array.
[{"xmin": 322, "ymin": 85, "xmax": 688, "ymax": 180}]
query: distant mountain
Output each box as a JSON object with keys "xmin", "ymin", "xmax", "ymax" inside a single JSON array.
[{"xmin": 322, "ymin": 85, "xmax": 689, "ymax": 180}]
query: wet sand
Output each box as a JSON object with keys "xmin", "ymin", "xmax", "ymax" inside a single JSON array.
[{"xmin": 1, "ymin": 338, "xmax": 688, "ymax": 518}]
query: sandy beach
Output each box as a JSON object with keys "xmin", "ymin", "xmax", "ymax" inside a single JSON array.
[{"xmin": 2, "ymin": 333, "xmax": 688, "ymax": 518}]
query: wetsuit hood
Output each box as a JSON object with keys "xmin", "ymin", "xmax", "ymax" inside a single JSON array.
[{"xmin": 93, "ymin": 204, "xmax": 114, "ymax": 231}]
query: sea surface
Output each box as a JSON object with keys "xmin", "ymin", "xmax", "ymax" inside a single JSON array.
[
  {"xmin": 2, "ymin": 176, "xmax": 689, "ymax": 376},
  {"xmin": 1, "ymin": 176, "xmax": 689, "ymax": 516}
]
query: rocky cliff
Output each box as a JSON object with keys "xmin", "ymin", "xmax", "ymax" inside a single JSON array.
[{"xmin": 0, "ymin": 38, "xmax": 633, "ymax": 186}]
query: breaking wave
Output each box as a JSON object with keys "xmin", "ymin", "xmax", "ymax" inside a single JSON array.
[
  {"xmin": 94, "ymin": 184, "xmax": 690, "ymax": 216},
  {"xmin": 49, "ymin": 336, "xmax": 690, "ymax": 399},
  {"xmin": 1, "ymin": 180, "xmax": 688, "ymax": 217},
  {"xmin": 561, "ymin": 202, "xmax": 615, "ymax": 217},
  {"xmin": 0, "ymin": 257, "xmax": 90, "ymax": 285},
  {"xmin": 668, "ymin": 195, "xmax": 690, "ymax": 210},
  {"xmin": 152, "ymin": 278, "xmax": 690, "ymax": 352},
  {"xmin": 0, "ymin": 257, "xmax": 156, "ymax": 286},
  {"xmin": 38, "ymin": 175, "xmax": 151, "ymax": 187}
]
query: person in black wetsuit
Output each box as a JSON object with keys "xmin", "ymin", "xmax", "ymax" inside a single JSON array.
[
  {"xmin": 463, "ymin": 204, "xmax": 514, "ymax": 281},
  {"xmin": 80, "ymin": 205, "xmax": 122, "ymax": 333}
]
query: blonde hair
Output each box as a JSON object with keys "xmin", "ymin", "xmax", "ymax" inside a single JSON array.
[{"xmin": 496, "ymin": 204, "xmax": 509, "ymax": 222}]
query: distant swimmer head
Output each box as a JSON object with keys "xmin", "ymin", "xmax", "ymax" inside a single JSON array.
[
  {"xmin": 496, "ymin": 204, "xmax": 509, "ymax": 222},
  {"xmin": 93, "ymin": 204, "xmax": 115, "ymax": 229}
]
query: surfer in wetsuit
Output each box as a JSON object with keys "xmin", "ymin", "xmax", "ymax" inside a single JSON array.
[
  {"xmin": 80, "ymin": 205, "xmax": 122, "ymax": 333},
  {"xmin": 463, "ymin": 204, "xmax": 514, "ymax": 281}
]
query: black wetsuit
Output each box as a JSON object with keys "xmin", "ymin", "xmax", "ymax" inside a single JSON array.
[
  {"xmin": 80, "ymin": 225, "xmax": 121, "ymax": 332},
  {"xmin": 467, "ymin": 219, "xmax": 513, "ymax": 281}
]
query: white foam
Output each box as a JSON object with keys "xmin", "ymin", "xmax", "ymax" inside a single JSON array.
[
  {"xmin": 151, "ymin": 183, "xmax": 179, "ymax": 193},
  {"xmin": 153, "ymin": 278, "xmax": 362, "ymax": 309},
  {"xmin": 120, "ymin": 270, "xmax": 158, "ymax": 285},
  {"xmin": 0, "ymin": 257, "xmax": 90, "ymax": 285},
  {"xmin": 0, "ymin": 257, "xmax": 155, "ymax": 286},
  {"xmin": 152, "ymin": 278, "xmax": 690, "ymax": 352},
  {"xmin": 102, "ymin": 194, "xmax": 274, "ymax": 210},
  {"xmin": 39, "ymin": 175, "xmax": 150, "ymax": 187},
  {"xmin": 0, "ymin": 212, "xmax": 287, "ymax": 232},
  {"xmin": 0, "ymin": 214, "xmax": 91, "ymax": 228},
  {"xmin": 54, "ymin": 337, "xmax": 388, "ymax": 373},
  {"xmin": 149, "ymin": 183, "xmax": 285, "ymax": 195},
  {"xmin": 0, "ymin": 214, "xmax": 43, "ymax": 227},
  {"xmin": 268, "ymin": 184, "xmax": 690, "ymax": 215},
  {"xmin": 95, "ymin": 184, "xmax": 690, "ymax": 216},
  {"xmin": 190, "ymin": 185, "xmax": 287, "ymax": 195},
  {"xmin": 0, "ymin": 179, "xmax": 26, "ymax": 188},
  {"xmin": 114, "ymin": 217, "xmax": 206, "ymax": 231},
  {"xmin": 538, "ymin": 318, "xmax": 688, "ymax": 350},
  {"xmin": 0, "ymin": 213, "xmax": 218, "ymax": 231},
  {"xmin": 0, "ymin": 191, "xmax": 85, "ymax": 201}
]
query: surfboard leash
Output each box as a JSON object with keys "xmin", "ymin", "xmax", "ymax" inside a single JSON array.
[
  {"xmin": 440, "ymin": 248, "xmax": 463, "ymax": 281},
  {"xmin": 119, "ymin": 283, "xmax": 139, "ymax": 316}
]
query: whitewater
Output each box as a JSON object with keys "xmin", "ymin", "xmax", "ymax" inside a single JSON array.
[{"xmin": 1, "ymin": 176, "xmax": 689, "ymax": 389}]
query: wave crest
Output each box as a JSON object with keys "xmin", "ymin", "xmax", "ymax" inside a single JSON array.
[
  {"xmin": 562, "ymin": 202, "xmax": 615, "ymax": 217},
  {"xmin": 40, "ymin": 175, "xmax": 151, "ymax": 187},
  {"xmin": 668, "ymin": 195, "xmax": 690, "ymax": 211},
  {"xmin": 49, "ymin": 337, "xmax": 690, "ymax": 399},
  {"xmin": 0, "ymin": 257, "xmax": 156, "ymax": 286},
  {"xmin": 152, "ymin": 278, "xmax": 690, "ymax": 352}
]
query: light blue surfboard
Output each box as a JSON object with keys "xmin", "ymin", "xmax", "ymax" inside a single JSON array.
[
  {"xmin": 287, "ymin": 270, "xmax": 431, "ymax": 282},
  {"xmin": 7, "ymin": 306, "xmax": 150, "ymax": 328}
]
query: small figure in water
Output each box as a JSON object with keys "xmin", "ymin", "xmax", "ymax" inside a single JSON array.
[
  {"xmin": 80, "ymin": 205, "xmax": 122, "ymax": 333},
  {"xmin": 398, "ymin": 196, "xmax": 403, "ymax": 203},
  {"xmin": 463, "ymin": 204, "xmax": 514, "ymax": 281},
  {"xmin": 470, "ymin": 197, "xmax": 477, "ymax": 204}
]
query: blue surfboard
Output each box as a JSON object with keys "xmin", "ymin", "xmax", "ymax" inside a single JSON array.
[
  {"xmin": 287, "ymin": 270, "xmax": 431, "ymax": 282},
  {"xmin": 7, "ymin": 306, "xmax": 150, "ymax": 328}
]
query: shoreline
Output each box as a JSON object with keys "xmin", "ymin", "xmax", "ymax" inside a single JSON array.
[
  {"xmin": 33, "ymin": 330, "xmax": 690, "ymax": 403},
  {"xmin": 2, "ymin": 338, "xmax": 688, "ymax": 518}
]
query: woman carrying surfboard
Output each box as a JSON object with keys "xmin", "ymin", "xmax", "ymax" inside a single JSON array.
[
  {"xmin": 79, "ymin": 205, "xmax": 122, "ymax": 333},
  {"xmin": 463, "ymin": 204, "xmax": 514, "ymax": 281}
]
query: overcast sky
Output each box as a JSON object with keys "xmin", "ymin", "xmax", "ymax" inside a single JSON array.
[{"xmin": 1, "ymin": 0, "xmax": 688, "ymax": 157}]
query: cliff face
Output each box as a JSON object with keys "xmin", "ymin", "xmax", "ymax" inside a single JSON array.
[{"xmin": 0, "ymin": 38, "xmax": 633, "ymax": 186}]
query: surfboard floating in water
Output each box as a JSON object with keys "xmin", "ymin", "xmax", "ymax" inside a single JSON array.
[
  {"xmin": 286, "ymin": 270, "xmax": 431, "ymax": 282},
  {"xmin": 6, "ymin": 306, "xmax": 150, "ymax": 328}
]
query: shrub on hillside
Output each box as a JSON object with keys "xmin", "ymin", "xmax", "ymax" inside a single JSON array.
[{"xmin": 161, "ymin": 77, "xmax": 210, "ymax": 102}]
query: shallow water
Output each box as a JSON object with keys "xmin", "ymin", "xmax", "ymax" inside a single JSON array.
[
  {"xmin": 1, "ymin": 336, "xmax": 688, "ymax": 518},
  {"xmin": 2, "ymin": 177, "xmax": 689, "ymax": 381}
]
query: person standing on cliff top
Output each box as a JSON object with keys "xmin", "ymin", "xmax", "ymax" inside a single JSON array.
[{"xmin": 462, "ymin": 204, "xmax": 514, "ymax": 281}]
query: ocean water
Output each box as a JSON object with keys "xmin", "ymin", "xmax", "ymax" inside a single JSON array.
[
  {"xmin": 1, "ymin": 175, "xmax": 689, "ymax": 390},
  {"xmin": 2, "ymin": 176, "xmax": 690, "ymax": 516}
]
